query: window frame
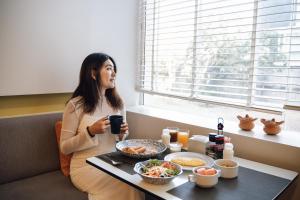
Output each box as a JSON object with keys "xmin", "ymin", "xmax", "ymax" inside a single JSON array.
[{"xmin": 137, "ymin": 0, "xmax": 300, "ymax": 113}]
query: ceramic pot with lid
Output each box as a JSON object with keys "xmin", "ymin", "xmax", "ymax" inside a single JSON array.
[
  {"xmin": 260, "ymin": 118, "xmax": 284, "ymax": 135},
  {"xmin": 237, "ymin": 114, "xmax": 257, "ymax": 131}
]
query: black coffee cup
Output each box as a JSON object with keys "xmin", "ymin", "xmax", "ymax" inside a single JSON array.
[{"xmin": 109, "ymin": 115, "xmax": 123, "ymax": 134}]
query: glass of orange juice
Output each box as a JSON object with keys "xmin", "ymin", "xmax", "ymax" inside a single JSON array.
[{"xmin": 178, "ymin": 129, "xmax": 189, "ymax": 149}]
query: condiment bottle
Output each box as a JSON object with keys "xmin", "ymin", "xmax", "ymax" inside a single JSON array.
[
  {"xmin": 206, "ymin": 133, "xmax": 217, "ymax": 159},
  {"xmin": 223, "ymin": 143, "xmax": 234, "ymax": 160},
  {"xmin": 215, "ymin": 135, "xmax": 224, "ymax": 159},
  {"xmin": 161, "ymin": 129, "xmax": 170, "ymax": 147}
]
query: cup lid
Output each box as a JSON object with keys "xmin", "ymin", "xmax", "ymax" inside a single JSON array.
[
  {"xmin": 169, "ymin": 142, "xmax": 182, "ymax": 148},
  {"xmin": 162, "ymin": 129, "xmax": 170, "ymax": 135},
  {"xmin": 224, "ymin": 143, "xmax": 233, "ymax": 149}
]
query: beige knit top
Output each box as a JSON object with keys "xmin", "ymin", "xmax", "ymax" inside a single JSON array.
[{"xmin": 60, "ymin": 96, "xmax": 127, "ymax": 170}]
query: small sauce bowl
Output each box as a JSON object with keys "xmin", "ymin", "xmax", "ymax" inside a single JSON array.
[
  {"xmin": 188, "ymin": 166, "xmax": 220, "ymax": 188},
  {"xmin": 169, "ymin": 142, "xmax": 182, "ymax": 152},
  {"xmin": 214, "ymin": 159, "xmax": 239, "ymax": 179}
]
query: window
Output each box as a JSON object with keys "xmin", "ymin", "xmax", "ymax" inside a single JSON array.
[{"xmin": 137, "ymin": 0, "xmax": 300, "ymax": 111}]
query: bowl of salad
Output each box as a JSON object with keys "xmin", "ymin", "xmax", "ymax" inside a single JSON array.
[{"xmin": 134, "ymin": 159, "xmax": 182, "ymax": 185}]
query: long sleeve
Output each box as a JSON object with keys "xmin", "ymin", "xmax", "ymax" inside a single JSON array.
[
  {"xmin": 60, "ymin": 100, "xmax": 98, "ymax": 155},
  {"xmin": 121, "ymin": 106, "xmax": 129, "ymax": 140}
]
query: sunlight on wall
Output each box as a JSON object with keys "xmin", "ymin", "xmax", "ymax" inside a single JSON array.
[{"xmin": 0, "ymin": 93, "xmax": 71, "ymax": 117}]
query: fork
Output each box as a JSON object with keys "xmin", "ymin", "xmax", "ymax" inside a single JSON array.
[
  {"xmin": 139, "ymin": 162, "xmax": 147, "ymax": 169},
  {"xmin": 109, "ymin": 158, "xmax": 123, "ymax": 165}
]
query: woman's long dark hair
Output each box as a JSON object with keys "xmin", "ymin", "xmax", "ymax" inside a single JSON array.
[{"xmin": 70, "ymin": 53, "xmax": 123, "ymax": 113}]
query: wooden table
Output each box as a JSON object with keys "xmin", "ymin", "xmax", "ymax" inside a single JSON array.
[{"xmin": 86, "ymin": 151, "xmax": 298, "ymax": 200}]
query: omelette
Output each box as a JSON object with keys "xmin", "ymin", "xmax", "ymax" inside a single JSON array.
[{"xmin": 171, "ymin": 157, "xmax": 206, "ymax": 167}]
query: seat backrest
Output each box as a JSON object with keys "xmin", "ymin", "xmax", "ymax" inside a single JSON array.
[{"xmin": 0, "ymin": 112, "xmax": 62, "ymax": 184}]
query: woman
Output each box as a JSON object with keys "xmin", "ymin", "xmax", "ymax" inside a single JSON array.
[{"xmin": 60, "ymin": 53, "xmax": 144, "ymax": 200}]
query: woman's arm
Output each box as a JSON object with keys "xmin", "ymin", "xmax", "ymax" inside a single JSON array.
[{"xmin": 60, "ymin": 101, "xmax": 98, "ymax": 155}]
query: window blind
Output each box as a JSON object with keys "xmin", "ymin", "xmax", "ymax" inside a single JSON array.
[{"xmin": 137, "ymin": 0, "xmax": 300, "ymax": 111}]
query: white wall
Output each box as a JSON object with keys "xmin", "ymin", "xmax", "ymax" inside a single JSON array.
[{"xmin": 0, "ymin": 0, "xmax": 139, "ymax": 106}]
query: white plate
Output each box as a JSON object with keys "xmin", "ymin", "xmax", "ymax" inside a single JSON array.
[
  {"xmin": 116, "ymin": 139, "xmax": 167, "ymax": 158},
  {"xmin": 164, "ymin": 152, "xmax": 214, "ymax": 170}
]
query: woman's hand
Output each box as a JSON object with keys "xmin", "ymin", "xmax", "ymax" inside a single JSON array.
[
  {"xmin": 118, "ymin": 122, "xmax": 129, "ymax": 140},
  {"xmin": 88, "ymin": 116, "xmax": 110, "ymax": 136},
  {"xmin": 120, "ymin": 122, "xmax": 129, "ymax": 134}
]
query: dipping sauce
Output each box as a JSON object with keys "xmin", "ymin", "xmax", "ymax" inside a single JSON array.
[
  {"xmin": 220, "ymin": 163, "xmax": 235, "ymax": 168},
  {"xmin": 168, "ymin": 127, "xmax": 179, "ymax": 142},
  {"xmin": 169, "ymin": 143, "xmax": 182, "ymax": 152},
  {"xmin": 170, "ymin": 131, "xmax": 178, "ymax": 142}
]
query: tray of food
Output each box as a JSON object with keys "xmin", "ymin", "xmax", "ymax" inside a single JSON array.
[{"xmin": 116, "ymin": 139, "xmax": 167, "ymax": 158}]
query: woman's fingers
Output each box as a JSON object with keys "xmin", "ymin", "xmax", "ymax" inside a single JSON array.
[
  {"xmin": 104, "ymin": 119, "xmax": 110, "ymax": 126},
  {"xmin": 99, "ymin": 115, "xmax": 109, "ymax": 121},
  {"xmin": 120, "ymin": 127, "xmax": 128, "ymax": 135},
  {"xmin": 121, "ymin": 122, "xmax": 128, "ymax": 126},
  {"xmin": 98, "ymin": 116, "xmax": 110, "ymax": 125},
  {"xmin": 121, "ymin": 122, "xmax": 128, "ymax": 128},
  {"xmin": 120, "ymin": 123, "xmax": 128, "ymax": 131},
  {"xmin": 91, "ymin": 116, "xmax": 111, "ymax": 134}
]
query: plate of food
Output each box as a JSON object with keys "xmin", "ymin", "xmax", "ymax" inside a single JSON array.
[
  {"xmin": 164, "ymin": 152, "xmax": 214, "ymax": 170},
  {"xmin": 134, "ymin": 159, "xmax": 182, "ymax": 185},
  {"xmin": 116, "ymin": 139, "xmax": 167, "ymax": 158}
]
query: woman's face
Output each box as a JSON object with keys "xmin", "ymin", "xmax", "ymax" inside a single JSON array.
[{"xmin": 99, "ymin": 59, "xmax": 116, "ymax": 89}]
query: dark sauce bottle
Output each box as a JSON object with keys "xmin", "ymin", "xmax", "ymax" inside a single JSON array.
[
  {"xmin": 206, "ymin": 133, "xmax": 217, "ymax": 159},
  {"xmin": 215, "ymin": 135, "xmax": 224, "ymax": 159}
]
